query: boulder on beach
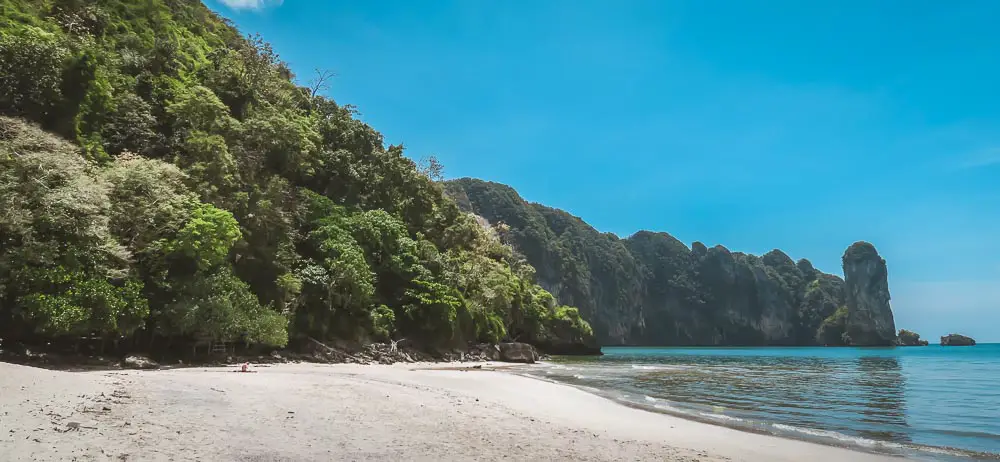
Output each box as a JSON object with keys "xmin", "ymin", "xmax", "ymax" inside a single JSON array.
[
  {"xmin": 940, "ymin": 334, "xmax": 976, "ymax": 346},
  {"xmin": 468, "ymin": 343, "xmax": 501, "ymax": 361},
  {"xmin": 498, "ymin": 343, "xmax": 539, "ymax": 363},
  {"xmin": 122, "ymin": 355, "xmax": 159, "ymax": 370}
]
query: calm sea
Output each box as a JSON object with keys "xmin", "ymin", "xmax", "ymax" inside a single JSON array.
[{"xmin": 522, "ymin": 345, "xmax": 1000, "ymax": 460}]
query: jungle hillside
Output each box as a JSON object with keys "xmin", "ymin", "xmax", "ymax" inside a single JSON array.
[{"xmin": 0, "ymin": 0, "xmax": 594, "ymax": 356}]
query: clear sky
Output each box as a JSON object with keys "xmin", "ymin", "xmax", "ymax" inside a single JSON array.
[{"xmin": 207, "ymin": 0, "xmax": 1000, "ymax": 343}]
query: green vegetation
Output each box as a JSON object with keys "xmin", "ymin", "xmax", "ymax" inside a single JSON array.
[
  {"xmin": 446, "ymin": 178, "xmax": 848, "ymax": 346},
  {"xmin": 815, "ymin": 306, "xmax": 849, "ymax": 346},
  {"xmin": 0, "ymin": 0, "xmax": 592, "ymax": 354}
]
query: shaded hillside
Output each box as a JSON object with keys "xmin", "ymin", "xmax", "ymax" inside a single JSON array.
[
  {"xmin": 445, "ymin": 178, "xmax": 852, "ymax": 346},
  {"xmin": 0, "ymin": 1, "xmax": 592, "ymax": 354}
]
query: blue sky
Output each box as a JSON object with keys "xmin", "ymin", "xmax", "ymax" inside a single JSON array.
[{"xmin": 207, "ymin": 0, "xmax": 1000, "ymax": 343}]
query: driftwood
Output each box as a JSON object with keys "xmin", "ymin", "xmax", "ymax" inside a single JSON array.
[
  {"xmin": 62, "ymin": 422, "xmax": 97, "ymax": 432},
  {"xmin": 307, "ymin": 337, "xmax": 364, "ymax": 363}
]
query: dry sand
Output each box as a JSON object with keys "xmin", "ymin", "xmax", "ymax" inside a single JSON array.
[{"xmin": 0, "ymin": 361, "xmax": 902, "ymax": 462}]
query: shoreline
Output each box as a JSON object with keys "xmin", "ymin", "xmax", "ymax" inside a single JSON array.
[
  {"xmin": 0, "ymin": 360, "xmax": 907, "ymax": 461},
  {"xmin": 515, "ymin": 364, "xmax": 994, "ymax": 462}
]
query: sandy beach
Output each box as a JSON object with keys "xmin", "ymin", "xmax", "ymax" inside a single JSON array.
[{"xmin": 0, "ymin": 361, "xmax": 901, "ymax": 462}]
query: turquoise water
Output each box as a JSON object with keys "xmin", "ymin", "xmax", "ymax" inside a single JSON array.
[{"xmin": 524, "ymin": 345, "xmax": 1000, "ymax": 460}]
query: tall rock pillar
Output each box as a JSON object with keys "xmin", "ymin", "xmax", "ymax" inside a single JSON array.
[{"xmin": 842, "ymin": 242, "xmax": 896, "ymax": 345}]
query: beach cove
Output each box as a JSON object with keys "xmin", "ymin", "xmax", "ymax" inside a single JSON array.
[{"xmin": 0, "ymin": 361, "xmax": 900, "ymax": 462}]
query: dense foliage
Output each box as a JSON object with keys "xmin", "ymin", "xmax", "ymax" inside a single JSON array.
[
  {"xmin": 446, "ymin": 179, "xmax": 849, "ymax": 346},
  {"xmin": 0, "ymin": 0, "xmax": 592, "ymax": 353}
]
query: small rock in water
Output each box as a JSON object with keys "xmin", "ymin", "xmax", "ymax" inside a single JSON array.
[{"xmin": 940, "ymin": 334, "xmax": 976, "ymax": 346}]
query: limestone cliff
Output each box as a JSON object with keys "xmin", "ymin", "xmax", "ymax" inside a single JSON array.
[
  {"xmin": 445, "ymin": 178, "xmax": 882, "ymax": 346},
  {"xmin": 842, "ymin": 242, "xmax": 897, "ymax": 346}
]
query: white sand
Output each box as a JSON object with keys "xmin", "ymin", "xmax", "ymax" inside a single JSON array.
[{"xmin": 0, "ymin": 361, "xmax": 902, "ymax": 461}]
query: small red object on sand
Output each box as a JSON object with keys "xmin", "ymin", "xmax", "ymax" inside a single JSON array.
[{"xmin": 232, "ymin": 362, "xmax": 257, "ymax": 373}]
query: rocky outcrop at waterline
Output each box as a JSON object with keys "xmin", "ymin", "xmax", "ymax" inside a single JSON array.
[
  {"xmin": 498, "ymin": 342, "xmax": 540, "ymax": 363},
  {"xmin": 842, "ymin": 242, "xmax": 897, "ymax": 346},
  {"xmin": 941, "ymin": 334, "xmax": 976, "ymax": 346},
  {"xmin": 897, "ymin": 329, "xmax": 929, "ymax": 346}
]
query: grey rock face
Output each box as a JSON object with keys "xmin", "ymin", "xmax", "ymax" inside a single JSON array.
[
  {"xmin": 445, "ymin": 179, "xmax": 901, "ymax": 347},
  {"xmin": 498, "ymin": 342, "xmax": 539, "ymax": 363},
  {"xmin": 842, "ymin": 242, "xmax": 896, "ymax": 346},
  {"xmin": 940, "ymin": 334, "xmax": 976, "ymax": 346}
]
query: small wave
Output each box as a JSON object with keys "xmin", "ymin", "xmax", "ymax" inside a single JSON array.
[
  {"xmin": 653, "ymin": 403, "xmax": 685, "ymax": 413},
  {"xmin": 771, "ymin": 423, "xmax": 891, "ymax": 449},
  {"xmin": 630, "ymin": 364, "xmax": 687, "ymax": 371},
  {"xmin": 630, "ymin": 364, "xmax": 661, "ymax": 370},
  {"xmin": 572, "ymin": 374, "xmax": 587, "ymax": 379},
  {"xmin": 925, "ymin": 428, "xmax": 1000, "ymax": 441},
  {"xmin": 644, "ymin": 395, "xmax": 657, "ymax": 402},
  {"xmin": 704, "ymin": 413, "xmax": 743, "ymax": 423}
]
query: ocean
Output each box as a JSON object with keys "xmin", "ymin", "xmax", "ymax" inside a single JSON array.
[{"xmin": 521, "ymin": 345, "xmax": 1000, "ymax": 460}]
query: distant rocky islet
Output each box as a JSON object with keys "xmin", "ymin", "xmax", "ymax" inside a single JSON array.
[{"xmin": 941, "ymin": 334, "xmax": 976, "ymax": 346}]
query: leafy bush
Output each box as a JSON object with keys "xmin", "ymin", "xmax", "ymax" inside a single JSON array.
[{"xmin": 0, "ymin": 27, "xmax": 68, "ymax": 123}]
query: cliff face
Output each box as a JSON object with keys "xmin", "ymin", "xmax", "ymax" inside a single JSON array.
[
  {"xmin": 445, "ymin": 178, "xmax": 866, "ymax": 346},
  {"xmin": 842, "ymin": 242, "xmax": 897, "ymax": 346}
]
